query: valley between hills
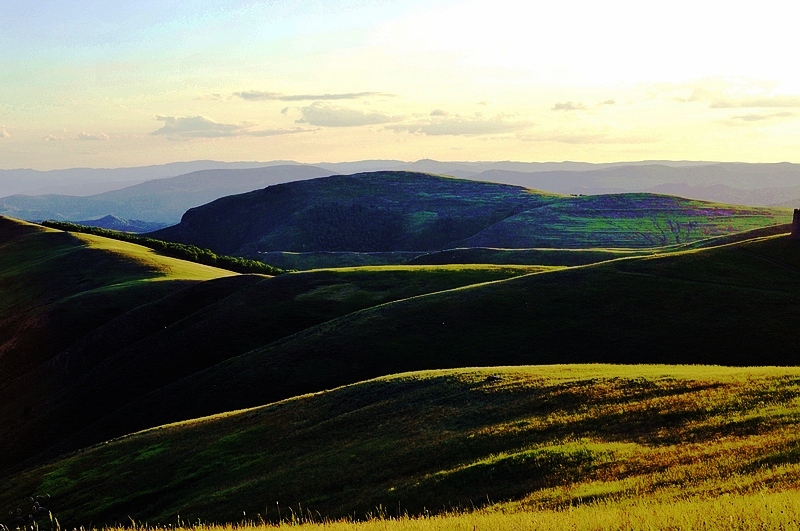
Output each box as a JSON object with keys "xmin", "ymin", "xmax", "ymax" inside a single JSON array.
[{"xmin": 2, "ymin": 169, "xmax": 800, "ymax": 530}]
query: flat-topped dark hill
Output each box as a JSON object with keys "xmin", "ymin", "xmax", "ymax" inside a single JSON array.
[{"xmin": 151, "ymin": 171, "xmax": 788, "ymax": 258}]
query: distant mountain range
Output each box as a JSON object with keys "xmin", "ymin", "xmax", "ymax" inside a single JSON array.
[
  {"xmin": 0, "ymin": 160, "xmax": 295, "ymax": 197},
  {"xmin": 73, "ymin": 215, "xmax": 168, "ymax": 233},
  {"xmin": 0, "ymin": 165, "xmax": 332, "ymax": 223},
  {"xmin": 2, "ymin": 160, "xmax": 800, "ymax": 225}
]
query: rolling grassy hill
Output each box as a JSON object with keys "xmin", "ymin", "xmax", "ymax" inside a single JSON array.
[
  {"xmin": 102, "ymin": 231, "xmax": 800, "ymax": 439},
  {"xmin": 150, "ymin": 172, "xmax": 789, "ymax": 267},
  {"xmin": 4, "ymin": 211, "xmax": 800, "ymax": 528},
  {"xmin": 0, "ymin": 216, "xmax": 538, "ymax": 474},
  {"xmin": 3, "ymin": 365, "xmax": 800, "ymax": 526},
  {"xmin": 6, "ymin": 214, "xmax": 799, "ymax": 478}
]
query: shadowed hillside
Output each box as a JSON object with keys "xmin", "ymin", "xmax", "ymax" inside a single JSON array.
[
  {"xmin": 0, "ymin": 216, "xmax": 536, "ymax": 473},
  {"xmin": 100, "ymin": 232, "xmax": 800, "ymax": 435}
]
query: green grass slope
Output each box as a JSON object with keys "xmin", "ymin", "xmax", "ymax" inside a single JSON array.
[
  {"xmin": 150, "ymin": 172, "xmax": 790, "ymax": 262},
  {"xmin": 5, "ymin": 365, "xmax": 800, "ymax": 526},
  {"xmin": 459, "ymin": 193, "xmax": 786, "ymax": 248},
  {"xmin": 0, "ymin": 216, "xmax": 246, "ymax": 470},
  {"xmin": 0, "ymin": 215, "xmax": 536, "ymax": 473},
  {"xmin": 408, "ymin": 247, "xmax": 648, "ymax": 266},
  {"xmin": 0, "ymin": 216, "xmax": 233, "ymax": 378},
  {"xmin": 407, "ymin": 223, "xmax": 793, "ymax": 266},
  {"xmin": 112, "ymin": 233, "xmax": 800, "ymax": 432}
]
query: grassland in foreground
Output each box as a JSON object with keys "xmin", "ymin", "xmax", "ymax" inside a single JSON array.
[
  {"xmin": 5, "ymin": 365, "xmax": 800, "ymax": 527},
  {"xmin": 91, "ymin": 490, "xmax": 800, "ymax": 530}
]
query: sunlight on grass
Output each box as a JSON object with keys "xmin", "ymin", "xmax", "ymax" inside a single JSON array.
[
  {"xmin": 306, "ymin": 264, "xmax": 559, "ymax": 274},
  {"xmin": 101, "ymin": 490, "xmax": 800, "ymax": 530},
  {"xmin": 14, "ymin": 364, "xmax": 800, "ymax": 526},
  {"xmin": 74, "ymin": 233, "xmax": 237, "ymax": 281}
]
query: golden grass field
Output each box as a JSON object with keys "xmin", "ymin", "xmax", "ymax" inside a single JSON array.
[{"xmin": 91, "ymin": 490, "xmax": 800, "ymax": 530}]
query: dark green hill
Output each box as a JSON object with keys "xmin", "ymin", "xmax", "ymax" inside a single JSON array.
[
  {"xmin": 150, "ymin": 172, "xmax": 789, "ymax": 260},
  {"xmin": 151, "ymin": 171, "xmax": 555, "ymax": 255}
]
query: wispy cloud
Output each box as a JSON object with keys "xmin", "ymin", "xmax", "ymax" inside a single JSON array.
[
  {"xmin": 709, "ymin": 96, "xmax": 800, "ymax": 109},
  {"xmin": 77, "ymin": 131, "xmax": 109, "ymax": 141},
  {"xmin": 234, "ymin": 91, "xmax": 392, "ymax": 102},
  {"xmin": 552, "ymin": 101, "xmax": 587, "ymax": 111},
  {"xmin": 721, "ymin": 111, "xmax": 796, "ymax": 127},
  {"xmin": 44, "ymin": 134, "xmax": 64, "ymax": 141},
  {"xmin": 387, "ymin": 113, "xmax": 532, "ymax": 136},
  {"xmin": 730, "ymin": 111, "xmax": 794, "ymax": 122},
  {"xmin": 0, "ymin": 126, "xmax": 9, "ymax": 138},
  {"xmin": 295, "ymin": 102, "xmax": 400, "ymax": 127},
  {"xmin": 664, "ymin": 78, "xmax": 800, "ymax": 109},
  {"xmin": 150, "ymin": 115, "xmax": 316, "ymax": 140},
  {"xmin": 518, "ymin": 129, "xmax": 658, "ymax": 144}
]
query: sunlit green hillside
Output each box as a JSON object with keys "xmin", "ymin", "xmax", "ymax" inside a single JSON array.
[{"xmin": 4, "ymin": 365, "xmax": 800, "ymax": 527}]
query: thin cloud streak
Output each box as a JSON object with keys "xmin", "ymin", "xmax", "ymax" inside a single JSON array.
[
  {"xmin": 387, "ymin": 113, "xmax": 532, "ymax": 136},
  {"xmin": 709, "ymin": 96, "xmax": 800, "ymax": 109},
  {"xmin": 664, "ymin": 79, "xmax": 800, "ymax": 109},
  {"xmin": 296, "ymin": 103, "xmax": 400, "ymax": 127},
  {"xmin": 78, "ymin": 131, "xmax": 109, "ymax": 141},
  {"xmin": 518, "ymin": 130, "xmax": 658, "ymax": 145},
  {"xmin": 150, "ymin": 115, "xmax": 316, "ymax": 140},
  {"xmin": 552, "ymin": 101, "xmax": 588, "ymax": 111},
  {"xmin": 234, "ymin": 91, "xmax": 393, "ymax": 102},
  {"xmin": 730, "ymin": 111, "xmax": 794, "ymax": 122}
]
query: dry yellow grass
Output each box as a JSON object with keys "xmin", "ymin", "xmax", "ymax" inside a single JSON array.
[{"xmin": 96, "ymin": 490, "xmax": 800, "ymax": 530}]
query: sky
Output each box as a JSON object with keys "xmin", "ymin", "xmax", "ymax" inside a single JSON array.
[{"xmin": 1, "ymin": 0, "xmax": 799, "ymax": 169}]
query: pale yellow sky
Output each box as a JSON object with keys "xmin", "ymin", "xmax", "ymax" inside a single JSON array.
[{"xmin": 1, "ymin": 0, "xmax": 798, "ymax": 169}]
